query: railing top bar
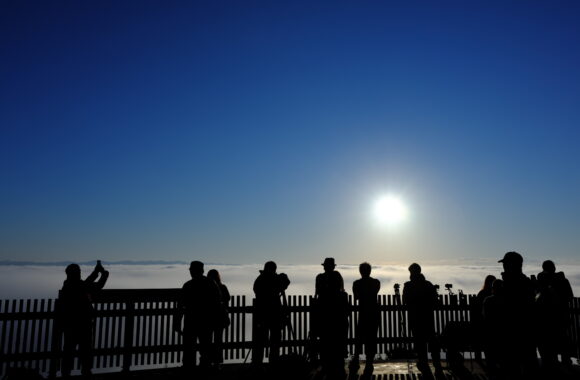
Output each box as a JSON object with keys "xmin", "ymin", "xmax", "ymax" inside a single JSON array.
[{"xmin": 90, "ymin": 288, "xmax": 182, "ymax": 302}]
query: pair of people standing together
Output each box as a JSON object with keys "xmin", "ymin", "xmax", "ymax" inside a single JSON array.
[
  {"xmin": 251, "ymin": 257, "xmax": 381, "ymax": 378},
  {"xmin": 173, "ymin": 261, "xmax": 230, "ymax": 371}
]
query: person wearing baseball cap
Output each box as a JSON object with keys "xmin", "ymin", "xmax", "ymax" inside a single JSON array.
[
  {"xmin": 497, "ymin": 252, "xmax": 537, "ymax": 378},
  {"xmin": 498, "ymin": 251, "xmax": 523, "ymax": 269}
]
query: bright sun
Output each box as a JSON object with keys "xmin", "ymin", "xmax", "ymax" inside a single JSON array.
[{"xmin": 373, "ymin": 195, "xmax": 408, "ymax": 225}]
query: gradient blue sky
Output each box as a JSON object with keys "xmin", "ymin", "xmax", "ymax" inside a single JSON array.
[{"xmin": 1, "ymin": 1, "xmax": 579, "ymax": 265}]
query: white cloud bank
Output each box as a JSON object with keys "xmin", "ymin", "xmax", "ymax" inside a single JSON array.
[{"xmin": 1, "ymin": 261, "xmax": 580, "ymax": 300}]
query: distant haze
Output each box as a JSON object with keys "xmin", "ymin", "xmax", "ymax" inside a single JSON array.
[{"xmin": 2, "ymin": 261, "xmax": 579, "ymax": 300}]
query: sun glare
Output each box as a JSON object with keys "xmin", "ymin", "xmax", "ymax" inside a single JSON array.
[{"xmin": 373, "ymin": 195, "xmax": 408, "ymax": 225}]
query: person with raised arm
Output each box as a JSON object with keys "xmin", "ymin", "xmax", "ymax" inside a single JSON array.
[{"xmin": 58, "ymin": 260, "xmax": 109, "ymax": 377}]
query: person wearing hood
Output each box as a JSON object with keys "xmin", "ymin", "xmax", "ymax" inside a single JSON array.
[
  {"xmin": 402, "ymin": 263, "xmax": 443, "ymax": 378},
  {"xmin": 252, "ymin": 261, "xmax": 290, "ymax": 365},
  {"xmin": 58, "ymin": 261, "xmax": 109, "ymax": 377}
]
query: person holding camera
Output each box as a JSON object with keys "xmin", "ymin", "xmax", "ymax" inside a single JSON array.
[
  {"xmin": 252, "ymin": 261, "xmax": 290, "ymax": 364},
  {"xmin": 58, "ymin": 260, "xmax": 109, "ymax": 377},
  {"xmin": 402, "ymin": 263, "xmax": 443, "ymax": 378}
]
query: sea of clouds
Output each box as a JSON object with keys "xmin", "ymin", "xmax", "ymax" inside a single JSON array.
[{"xmin": 1, "ymin": 261, "xmax": 580, "ymax": 300}]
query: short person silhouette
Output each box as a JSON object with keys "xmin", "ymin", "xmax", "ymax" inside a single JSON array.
[{"xmin": 207, "ymin": 269, "xmax": 231, "ymax": 365}]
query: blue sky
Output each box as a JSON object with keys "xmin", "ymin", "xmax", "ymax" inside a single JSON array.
[{"xmin": 1, "ymin": 1, "xmax": 579, "ymax": 265}]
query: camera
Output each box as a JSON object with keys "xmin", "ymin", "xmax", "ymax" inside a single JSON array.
[
  {"xmin": 445, "ymin": 283, "xmax": 453, "ymax": 290},
  {"xmin": 278, "ymin": 273, "xmax": 290, "ymax": 290},
  {"xmin": 393, "ymin": 283, "xmax": 400, "ymax": 290}
]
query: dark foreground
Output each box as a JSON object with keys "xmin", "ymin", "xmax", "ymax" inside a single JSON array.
[{"xmin": 4, "ymin": 360, "xmax": 580, "ymax": 380}]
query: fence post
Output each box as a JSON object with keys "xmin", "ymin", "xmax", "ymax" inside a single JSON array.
[
  {"xmin": 122, "ymin": 301, "xmax": 135, "ymax": 372},
  {"xmin": 250, "ymin": 298, "xmax": 257, "ymax": 362},
  {"xmin": 48, "ymin": 298, "xmax": 60, "ymax": 379}
]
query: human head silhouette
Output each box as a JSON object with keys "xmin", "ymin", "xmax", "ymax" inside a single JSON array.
[
  {"xmin": 65, "ymin": 263, "xmax": 81, "ymax": 281},
  {"xmin": 359, "ymin": 262, "xmax": 371, "ymax": 278},
  {"xmin": 408, "ymin": 263, "xmax": 421, "ymax": 275},
  {"xmin": 189, "ymin": 261, "xmax": 204, "ymax": 278},
  {"xmin": 261, "ymin": 261, "xmax": 277, "ymax": 274},
  {"xmin": 498, "ymin": 251, "xmax": 523, "ymax": 273},
  {"xmin": 322, "ymin": 257, "xmax": 336, "ymax": 272},
  {"xmin": 207, "ymin": 269, "xmax": 221, "ymax": 284},
  {"xmin": 542, "ymin": 260, "xmax": 556, "ymax": 274},
  {"xmin": 483, "ymin": 275, "xmax": 496, "ymax": 291}
]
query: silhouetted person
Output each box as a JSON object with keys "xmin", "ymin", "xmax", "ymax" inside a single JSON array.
[
  {"xmin": 482, "ymin": 279, "xmax": 506, "ymax": 378},
  {"xmin": 207, "ymin": 269, "xmax": 231, "ymax": 365},
  {"xmin": 174, "ymin": 261, "xmax": 221, "ymax": 371},
  {"xmin": 535, "ymin": 260, "xmax": 574, "ymax": 368},
  {"xmin": 252, "ymin": 261, "xmax": 290, "ymax": 365},
  {"xmin": 472, "ymin": 275, "xmax": 496, "ymax": 362},
  {"xmin": 497, "ymin": 251, "xmax": 537, "ymax": 379},
  {"xmin": 314, "ymin": 258, "xmax": 349, "ymax": 378},
  {"xmin": 351, "ymin": 262, "xmax": 380, "ymax": 373},
  {"xmin": 402, "ymin": 263, "xmax": 443, "ymax": 378},
  {"xmin": 58, "ymin": 261, "xmax": 109, "ymax": 377}
]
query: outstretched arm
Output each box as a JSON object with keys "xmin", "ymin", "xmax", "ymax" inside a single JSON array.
[
  {"xmin": 94, "ymin": 271, "xmax": 109, "ymax": 290},
  {"xmin": 85, "ymin": 268, "xmax": 100, "ymax": 283},
  {"xmin": 86, "ymin": 261, "xmax": 105, "ymax": 283}
]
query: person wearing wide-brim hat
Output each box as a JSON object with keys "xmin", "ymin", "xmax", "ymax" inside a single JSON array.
[{"xmin": 314, "ymin": 258, "xmax": 348, "ymax": 377}]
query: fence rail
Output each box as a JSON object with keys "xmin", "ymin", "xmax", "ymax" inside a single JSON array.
[{"xmin": 1, "ymin": 290, "xmax": 579, "ymax": 378}]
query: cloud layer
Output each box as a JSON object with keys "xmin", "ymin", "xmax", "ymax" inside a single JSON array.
[{"xmin": 1, "ymin": 262, "xmax": 580, "ymax": 300}]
